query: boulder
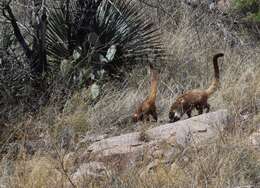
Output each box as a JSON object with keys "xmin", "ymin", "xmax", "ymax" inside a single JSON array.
[
  {"xmin": 72, "ymin": 161, "xmax": 109, "ymax": 182},
  {"xmin": 80, "ymin": 110, "xmax": 229, "ymax": 172},
  {"xmin": 88, "ymin": 110, "xmax": 229, "ymax": 154}
]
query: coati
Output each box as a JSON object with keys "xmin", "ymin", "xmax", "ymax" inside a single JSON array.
[
  {"xmin": 133, "ymin": 64, "xmax": 158, "ymax": 122},
  {"xmin": 169, "ymin": 53, "xmax": 224, "ymax": 122}
]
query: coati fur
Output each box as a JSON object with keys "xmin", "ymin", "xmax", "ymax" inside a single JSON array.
[
  {"xmin": 133, "ymin": 64, "xmax": 158, "ymax": 122},
  {"xmin": 169, "ymin": 53, "xmax": 224, "ymax": 122}
]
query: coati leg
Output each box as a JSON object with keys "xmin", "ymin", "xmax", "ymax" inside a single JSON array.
[
  {"xmin": 139, "ymin": 113, "xmax": 144, "ymax": 121},
  {"xmin": 168, "ymin": 53, "xmax": 223, "ymax": 122},
  {"xmin": 196, "ymin": 104, "xmax": 203, "ymax": 115},
  {"xmin": 186, "ymin": 110, "xmax": 192, "ymax": 118},
  {"xmin": 196, "ymin": 103, "xmax": 210, "ymax": 115},
  {"xmin": 143, "ymin": 113, "xmax": 150, "ymax": 122},
  {"xmin": 205, "ymin": 103, "xmax": 210, "ymax": 113},
  {"xmin": 150, "ymin": 110, "xmax": 158, "ymax": 122}
]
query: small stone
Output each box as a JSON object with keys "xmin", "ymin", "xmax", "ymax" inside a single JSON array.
[
  {"xmin": 72, "ymin": 162, "xmax": 109, "ymax": 182},
  {"xmin": 249, "ymin": 129, "xmax": 260, "ymax": 146},
  {"xmin": 80, "ymin": 133, "xmax": 107, "ymax": 144},
  {"xmin": 24, "ymin": 140, "xmax": 46, "ymax": 155},
  {"xmin": 163, "ymin": 148, "xmax": 178, "ymax": 164},
  {"xmin": 59, "ymin": 127, "xmax": 75, "ymax": 150},
  {"xmin": 1, "ymin": 158, "xmax": 15, "ymax": 176},
  {"xmin": 166, "ymin": 133, "xmax": 177, "ymax": 145},
  {"xmin": 152, "ymin": 149, "xmax": 164, "ymax": 159},
  {"xmin": 5, "ymin": 143, "xmax": 20, "ymax": 160}
]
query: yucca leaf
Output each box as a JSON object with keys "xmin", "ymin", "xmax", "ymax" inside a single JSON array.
[{"xmin": 46, "ymin": 0, "xmax": 165, "ymax": 87}]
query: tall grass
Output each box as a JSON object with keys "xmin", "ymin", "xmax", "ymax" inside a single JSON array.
[{"xmin": 1, "ymin": 0, "xmax": 260, "ymax": 188}]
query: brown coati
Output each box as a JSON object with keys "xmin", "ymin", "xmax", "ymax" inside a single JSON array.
[
  {"xmin": 169, "ymin": 53, "xmax": 224, "ymax": 122},
  {"xmin": 133, "ymin": 64, "xmax": 158, "ymax": 122}
]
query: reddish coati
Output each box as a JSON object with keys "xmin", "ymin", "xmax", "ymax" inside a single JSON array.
[
  {"xmin": 133, "ymin": 64, "xmax": 158, "ymax": 122},
  {"xmin": 169, "ymin": 53, "xmax": 224, "ymax": 122}
]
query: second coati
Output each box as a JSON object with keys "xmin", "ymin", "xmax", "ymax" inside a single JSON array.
[
  {"xmin": 133, "ymin": 64, "xmax": 158, "ymax": 122},
  {"xmin": 169, "ymin": 53, "xmax": 224, "ymax": 122}
]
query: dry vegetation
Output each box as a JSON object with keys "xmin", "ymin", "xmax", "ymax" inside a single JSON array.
[{"xmin": 1, "ymin": 0, "xmax": 260, "ymax": 188}]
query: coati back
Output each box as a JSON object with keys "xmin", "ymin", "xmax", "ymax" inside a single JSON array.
[
  {"xmin": 169, "ymin": 53, "xmax": 224, "ymax": 122},
  {"xmin": 133, "ymin": 64, "xmax": 158, "ymax": 122}
]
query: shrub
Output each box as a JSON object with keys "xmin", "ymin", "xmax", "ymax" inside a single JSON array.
[{"xmin": 233, "ymin": 0, "xmax": 260, "ymax": 21}]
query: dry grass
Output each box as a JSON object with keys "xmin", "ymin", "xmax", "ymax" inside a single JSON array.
[
  {"xmin": 106, "ymin": 136, "xmax": 260, "ymax": 188},
  {"xmin": 1, "ymin": 1, "xmax": 260, "ymax": 188}
]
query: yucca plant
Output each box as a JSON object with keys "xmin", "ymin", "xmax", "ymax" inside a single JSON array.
[{"xmin": 47, "ymin": 0, "xmax": 165, "ymax": 88}]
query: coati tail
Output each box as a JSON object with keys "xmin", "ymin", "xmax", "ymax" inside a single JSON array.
[
  {"xmin": 206, "ymin": 53, "xmax": 224, "ymax": 96},
  {"xmin": 148, "ymin": 64, "xmax": 158, "ymax": 103}
]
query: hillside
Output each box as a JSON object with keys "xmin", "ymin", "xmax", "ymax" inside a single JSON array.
[{"xmin": 0, "ymin": 0, "xmax": 260, "ymax": 187}]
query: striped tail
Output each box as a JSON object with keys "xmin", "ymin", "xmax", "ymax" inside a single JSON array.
[
  {"xmin": 148, "ymin": 64, "xmax": 158, "ymax": 103},
  {"xmin": 206, "ymin": 53, "xmax": 224, "ymax": 96}
]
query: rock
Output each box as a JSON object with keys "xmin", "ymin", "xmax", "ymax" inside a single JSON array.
[
  {"xmin": 85, "ymin": 110, "xmax": 229, "ymax": 173},
  {"xmin": 216, "ymin": 0, "xmax": 231, "ymax": 11},
  {"xmin": 1, "ymin": 158, "xmax": 15, "ymax": 176},
  {"xmin": 0, "ymin": 143, "xmax": 19, "ymax": 188},
  {"xmin": 59, "ymin": 127, "xmax": 75, "ymax": 150},
  {"xmin": 79, "ymin": 133, "xmax": 107, "ymax": 144},
  {"xmin": 249, "ymin": 129, "xmax": 260, "ymax": 147},
  {"xmin": 87, "ymin": 132, "xmax": 141, "ymax": 153},
  {"xmin": 152, "ymin": 149, "xmax": 164, "ymax": 159},
  {"xmin": 24, "ymin": 140, "xmax": 46, "ymax": 155},
  {"xmin": 88, "ymin": 110, "xmax": 229, "ymax": 154},
  {"xmin": 146, "ymin": 109, "xmax": 228, "ymax": 145},
  {"xmin": 4, "ymin": 143, "xmax": 20, "ymax": 160},
  {"xmin": 163, "ymin": 147, "xmax": 179, "ymax": 164},
  {"xmin": 72, "ymin": 162, "xmax": 109, "ymax": 182}
]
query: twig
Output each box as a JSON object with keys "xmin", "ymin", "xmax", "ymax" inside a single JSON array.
[
  {"xmin": 53, "ymin": 145, "xmax": 77, "ymax": 188},
  {"xmin": 138, "ymin": 0, "xmax": 158, "ymax": 9},
  {"xmin": 2, "ymin": 2, "xmax": 33, "ymax": 59}
]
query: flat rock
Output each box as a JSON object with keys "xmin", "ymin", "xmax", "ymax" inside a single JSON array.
[
  {"xmin": 88, "ymin": 109, "xmax": 229, "ymax": 154},
  {"xmin": 72, "ymin": 161, "xmax": 109, "ymax": 182},
  {"xmin": 82, "ymin": 110, "xmax": 229, "ymax": 172}
]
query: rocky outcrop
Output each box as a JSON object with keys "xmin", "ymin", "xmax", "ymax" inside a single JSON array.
[
  {"xmin": 77, "ymin": 110, "xmax": 229, "ymax": 175},
  {"xmin": 72, "ymin": 161, "xmax": 110, "ymax": 183},
  {"xmin": 87, "ymin": 109, "xmax": 228, "ymax": 153}
]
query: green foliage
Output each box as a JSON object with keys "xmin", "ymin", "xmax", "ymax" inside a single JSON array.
[
  {"xmin": 247, "ymin": 10, "xmax": 260, "ymax": 21},
  {"xmin": 0, "ymin": 0, "xmax": 165, "ymax": 121},
  {"xmin": 47, "ymin": 0, "xmax": 164, "ymax": 88},
  {"xmin": 234, "ymin": 0, "xmax": 258, "ymax": 8},
  {"xmin": 233, "ymin": 0, "xmax": 260, "ymax": 21}
]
